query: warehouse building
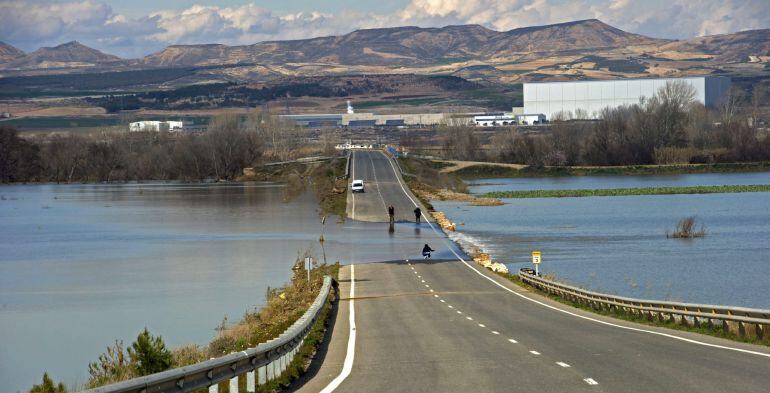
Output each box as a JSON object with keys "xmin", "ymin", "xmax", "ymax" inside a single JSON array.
[
  {"xmin": 280, "ymin": 112, "xmax": 458, "ymax": 127},
  {"xmin": 522, "ymin": 76, "xmax": 731, "ymax": 120}
]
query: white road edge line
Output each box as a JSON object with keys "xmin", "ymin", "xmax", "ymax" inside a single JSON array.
[
  {"xmin": 383, "ymin": 153, "xmax": 770, "ymax": 359},
  {"xmin": 350, "ymin": 152, "xmax": 356, "ymax": 220},
  {"xmin": 320, "ymin": 264, "xmax": 356, "ymax": 393},
  {"xmin": 584, "ymin": 378, "xmax": 599, "ymax": 385}
]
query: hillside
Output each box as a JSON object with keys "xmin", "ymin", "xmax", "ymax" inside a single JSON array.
[
  {"xmin": 3, "ymin": 41, "xmax": 122, "ymax": 70},
  {"xmin": 141, "ymin": 19, "xmax": 666, "ymax": 67},
  {"xmin": 660, "ymin": 28, "xmax": 770, "ymax": 63},
  {"xmin": 1, "ymin": 19, "xmax": 768, "ymax": 86},
  {"xmin": 0, "ymin": 42, "xmax": 25, "ymax": 63}
]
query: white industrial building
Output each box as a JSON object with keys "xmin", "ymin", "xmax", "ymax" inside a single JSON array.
[
  {"xmin": 473, "ymin": 113, "xmax": 546, "ymax": 127},
  {"xmin": 129, "ymin": 120, "xmax": 184, "ymax": 132},
  {"xmin": 523, "ymin": 76, "xmax": 731, "ymax": 120}
]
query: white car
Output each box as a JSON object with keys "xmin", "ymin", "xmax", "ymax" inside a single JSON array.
[{"xmin": 351, "ymin": 179, "xmax": 365, "ymax": 193}]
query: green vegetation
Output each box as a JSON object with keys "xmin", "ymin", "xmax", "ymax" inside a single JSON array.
[
  {"xmin": 86, "ymin": 329, "xmax": 173, "ymax": 388},
  {"xmin": 481, "ymin": 184, "xmax": 770, "ymax": 199},
  {"xmin": 497, "ymin": 272, "xmax": 770, "ymax": 347},
  {"xmin": 453, "ymin": 162, "xmax": 770, "ymax": 179},
  {"xmin": 28, "ymin": 373, "xmax": 68, "ymax": 393},
  {"xmin": 131, "ymin": 328, "xmax": 173, "ymax": 375}
]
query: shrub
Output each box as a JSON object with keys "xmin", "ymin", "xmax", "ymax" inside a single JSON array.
[
  {"xmin": 87, "ymin": 340, "xmax": 137, "ymax": 388},
  {"xmin": 667, "ymin": 216, "xmax": 706, "ymax": 238},
  {"xmin": 130, "ymin": 328, "xmax": 173, "ymax": 375},
  {"xmin": 29, "ymin": 373, "xmax": 68, "ymax": 393}
]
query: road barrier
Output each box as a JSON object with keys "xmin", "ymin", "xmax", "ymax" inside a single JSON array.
[
  {"xmin": 84, "ymin": 276, "xmax": 338, "ymax": 393},
  {"xmin": 518, "ymin": 269, "xmax": 770, "ymax": 340}
]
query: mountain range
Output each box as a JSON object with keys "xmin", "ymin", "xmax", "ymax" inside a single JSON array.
[{"xmin": 1, "ymin": 19, "xmax": 768, "ymax": 84}]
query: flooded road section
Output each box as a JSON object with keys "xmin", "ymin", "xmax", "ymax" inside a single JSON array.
[{"xmin": 0, "ymin": 182, "xmax": 456, "ymax": 392}]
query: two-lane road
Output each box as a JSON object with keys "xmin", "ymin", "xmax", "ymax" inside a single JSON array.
[
  {"xmin": 295, "ymin": 150, "xmax": 770, "ymax": 392},
  {"xmin": 345, "ymin": 150, "xmax": 426, "ymax": 223}
]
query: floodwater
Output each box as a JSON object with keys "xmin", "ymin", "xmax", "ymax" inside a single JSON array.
[
  {"xmin": 0, "ymin": 182, "xmax": 453, "ymax": 392},
  {"xmin": 434, "ymin": 172, "xmax": 770, "ymax": 310}
]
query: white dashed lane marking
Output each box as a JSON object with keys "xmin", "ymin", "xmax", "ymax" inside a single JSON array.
[
  {"xmin": 492, "ymin": 331, "xmax": 500, "ymax": 335},
  {"xmin": 440, "ymin": 299, "xmax": 445, "ymax": 303},
  {"xmin": 434, "ymin": 294, "xmax": 439, "ymax": 298},
  {"xmin": 466, "ymin": 316, "xmax": 473, "ymax": 321},
  {"xmin": 508, "ymin": 339, "xmax": 518, "ymax": 343},
  {"xmin": 478, "ymin": 323, "xmax": 486, "ymax": 328},
  {"xmin": 584, "ymin": 378, "xmax": 599, "ymax": 385},
  {"xmin": 529, "ymin": 351, "xmax": 541, "ymax": 355},
  {"xmin": 556, "ymin": 362, "xmax": 571, "ymax": 368}
]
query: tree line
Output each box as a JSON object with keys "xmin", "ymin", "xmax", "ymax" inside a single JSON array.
[
  {"xmin": 0, "ymin": 113, "xmax": 312, "ymax": 183},
  {"xmin": 441, "ymin": 81, "xmax": 770, "ymax": 166}
]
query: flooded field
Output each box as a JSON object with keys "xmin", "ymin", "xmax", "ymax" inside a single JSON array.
[
  {"xmin": 0, "ymin": 182, "xmax": 451, "ymax": 392},
  {"xmin": 434, "ymin": 172, "xmax": 770, "ymax": 310}
]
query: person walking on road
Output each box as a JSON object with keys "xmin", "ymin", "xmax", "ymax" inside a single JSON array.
[
  {"xmin": 388, "ymin": 205, "xmax": 395, "ymax": 224},
  {"xmin": 414, "ymin": 207, "xmax": 422, "ymax": 224},
  {"xmin": 422, "ymin": 244, "xmax": 435, "ymax": 259}
]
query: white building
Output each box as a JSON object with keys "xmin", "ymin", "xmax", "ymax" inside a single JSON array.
[
  {"xmin": 129, "ymin": 120, "xmax": 184, "ymax": 132},
  {"xmin": 473, "ymin": 113, "xmax": 546, "ymax": 127},
  {"xmin": 523, "ymin": 76, "xmax": 731, "ymax": 120}
]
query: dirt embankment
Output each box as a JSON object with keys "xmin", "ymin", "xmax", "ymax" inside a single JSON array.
[{"xmin": 398, "ymin": 157, "xmax": 503, "ymax": 207}]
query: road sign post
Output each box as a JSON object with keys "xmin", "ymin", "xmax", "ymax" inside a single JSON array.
[{"xmin": 531, "ymin": 251, "xmax": 541, "ymax": 276}]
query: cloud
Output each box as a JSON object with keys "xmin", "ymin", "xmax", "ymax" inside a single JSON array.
[{"xmin": 1, "ymin": 0, "xmax": 768, "ymax": 58}]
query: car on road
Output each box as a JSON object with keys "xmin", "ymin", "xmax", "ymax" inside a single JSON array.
[{"xmin": 351, "ymin": 179, "xmax": 365, "ymax": 193}]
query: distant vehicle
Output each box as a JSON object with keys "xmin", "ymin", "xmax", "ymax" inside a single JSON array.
[{"xmin": 351, "ymin": 180, "xmax": 365, "ymax": 193}]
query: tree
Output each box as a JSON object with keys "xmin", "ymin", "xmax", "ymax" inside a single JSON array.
[
  {"xmin": 28, "ymin": 373, "xmax": 68, "ymax": 393},
  {"xmin": 129, "ymin": 328, "xmax": 172, "ymax": 376},
  {"xmin": 0, "ymin": 126, "xmax": 41, "ymax": 182},
  {"xmin": 439, "ymin": 121, "xmax": 479, "ymax": 161}
]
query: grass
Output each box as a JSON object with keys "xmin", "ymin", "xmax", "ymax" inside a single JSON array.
[
  {"xmin": 453, "ymin": 162, "xmax": 770, "ymax": 179},
  {"xmin": 496, "ymin": 272, "xmax": 770, "ymax": 347},
  {"xmin": 481, "ymin": 184, "xmax": 770, "ymax": 199}
]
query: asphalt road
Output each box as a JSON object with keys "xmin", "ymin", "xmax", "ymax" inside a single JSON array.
[
  {"xmin": 345, "ymin": 150, "xmax": 428, "ymax": 223},
  {"xmin": 294, "ymin": 150, "xmax": 770, "ymax": 393}
]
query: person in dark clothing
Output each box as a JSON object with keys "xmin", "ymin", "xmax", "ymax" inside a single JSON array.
[
  {"xmin": 414, "ymin": 207, "xmax": 422, "ymax": 224},
  {"xmin": 388, "ymin": 205, "xmax": 395, "ymax": 224},
  {"xmin": 422, "ymin": 243, "xmax": 435, "ymax": 259}
]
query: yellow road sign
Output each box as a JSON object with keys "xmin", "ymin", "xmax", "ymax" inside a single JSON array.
[{"xmin": 532, "ymin": 251, "xmax": 541, "ymax": 264}]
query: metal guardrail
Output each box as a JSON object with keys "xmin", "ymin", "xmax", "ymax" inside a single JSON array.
[
  {"xmin": 518, "ymin": 269, "xmax": 770, "ymax": 340},
  {"xmin": 84, "ymin": 276, "xmax": 337, "ymax": 393}
]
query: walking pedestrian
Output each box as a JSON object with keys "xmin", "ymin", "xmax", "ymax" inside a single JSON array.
[
  {"xmin": 388, "ymin": 205, "xmax": 395, "ymax": 224},
  {"xmin": 414, "ymin": 207, "xmax": 421, "ymax": 224}
]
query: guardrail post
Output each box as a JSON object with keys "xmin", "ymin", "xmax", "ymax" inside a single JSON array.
[
  {"xmin": 229, "ymin": 376, "xmax": 239, "ymax": 393},
  {"xmin": 247, "ymin": 370, "xmax": 256, "ymax": 393},
  {"xmin": 258, "ymin": 365, "xmax": 267, "ymax": 385},
  {"xmin": 209, "ymin": 383, "xmax": 219, "ymax": 393}
]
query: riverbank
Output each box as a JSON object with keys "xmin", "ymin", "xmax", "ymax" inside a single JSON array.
[
  {"xmin": 481, "ymin": 184, "xmax": 770, "ymax": 199},
  {"xmin": 450, "ymin": 161, "xmax": 770, "ymax": 179}
]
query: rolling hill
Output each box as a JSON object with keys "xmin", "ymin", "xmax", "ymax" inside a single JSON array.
[{"xmin": 0, "ymin": 19, "xmax": 768, "ymax": 86}]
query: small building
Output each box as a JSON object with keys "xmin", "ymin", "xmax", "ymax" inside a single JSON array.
[
  {"xmin": 473, "ymin": 113, "xmax": 517, "ymax": 127},
  {"xmin": 129, "ymin": 120, "xmax": 184, "ymax": 132},
  {"xmin": 516, "ymin": 113, "xmax": 546, "ymax": 125}
]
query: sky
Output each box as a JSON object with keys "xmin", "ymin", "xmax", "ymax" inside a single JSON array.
[{"xmin": 1, "ymin": 0, "xmax": 769, "ymax": 58}]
